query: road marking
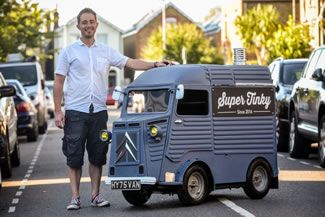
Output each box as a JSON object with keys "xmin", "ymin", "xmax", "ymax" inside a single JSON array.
[
  {"xmin": 277, "ymin": 154, "xmax": 284, "ymax": 157},
  {"xmin": 314, "ymin": 165, "xmax": 322, "ymax": 169},
  {"xmin": 7, "ymin": 122, "xmax": 52, "ymax": 213},
  {"xmin": 15, "ymin": 191, "xmax": 22, "ymax": 196},
  {"xmin": 218, "ymin": 197, "xmax": 255, "ymax": 217},
  {"xmin": 12, "ymin": 198, "xmax": 19, "ymax": 204},
  {"xmin": 287, "ymin": 157, "xmax": 296, "ymax": 161},
  {"xmin": 8, "ymin": 207, "xmax": 16, "ymax": 213},
  {"xmin": 279, "ymin": 170, "xmax": 325, "ymax": 181},
  {"xmin": 299, "ymin": 161, "xmax": 310, "ymax": 165}
]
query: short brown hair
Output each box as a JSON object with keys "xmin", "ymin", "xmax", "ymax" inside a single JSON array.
[{"xmin": 77, "ymin": 8, "xmax": 97, "ymax": 24}]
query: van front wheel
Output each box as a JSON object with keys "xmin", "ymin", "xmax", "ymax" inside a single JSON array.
[
  {"xmin": 177, "ymin": 165, "xmax": 208, "ymax": 205},
  {"xmin": 244, "ymin": 159, "xmax": 271, "ymax": 199},
  {"xmin": 122, "ymin": 189, "xmax": 152, "ymax": 206}
]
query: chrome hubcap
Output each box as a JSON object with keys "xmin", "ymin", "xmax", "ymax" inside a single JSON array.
[
  {"xmin": 252, "ymin": 166, "xmax": 268, "ymax": 192},
  {"xmin": 289, "ymin": 117, "xmax": 296, "ymax": 153},
  {"xmin": 187, "ymin": 172, "xmax": 205, "ymax": 199},
  {"xmin": 320, "ymin": 124, "xmax": 325, "ymax": 163}
]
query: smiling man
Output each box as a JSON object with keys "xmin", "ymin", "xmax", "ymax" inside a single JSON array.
[{"xmin": 53, "ymin": 8, "xmax": 174, "ymax": 210}]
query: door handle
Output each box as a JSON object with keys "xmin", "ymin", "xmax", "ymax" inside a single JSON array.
[{"xmin": 174, "ymin": 119, "xmax": 183, "ymax": 124}]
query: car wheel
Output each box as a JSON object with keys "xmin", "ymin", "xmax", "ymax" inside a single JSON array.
[
  {"xmin": 39, "ymin": 120, "xmax": 47, "ymax": 134},
  {"xmin": 318, "ymin": 116, "xmax": 325, "ymax": 168},
  {"xmin": 122, "ymin": 189, "xmax": 152, "ymax": 206},
  {"xmin": 244, "ymin": 158, "xmax": 271, "ymax": 199},
  {"xmin": 276, "ymin": 116, "xmax": 289, "ymax": 152},
  {"xmin": 11, "ymin": 140, "xmax": 20, "ymax": 167},
  {"xmin": 289, "ymin": 111, "xmax": 310, "ymax": 158},
  {"xmin": 1, "ymin": 136, "xmax": 12, "ymax": 178},
  {"xmin": 177, "ymin": 165, "xmax": 209, "ymax": 205}
]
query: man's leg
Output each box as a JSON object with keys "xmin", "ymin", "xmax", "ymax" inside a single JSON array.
[
  {"xmin": 69, "ymin": 167, "xmax": 82, "ymax": 199},
  {"xmin": 88, "ymin": 163, "xmax": 102, "ymax": 199}
]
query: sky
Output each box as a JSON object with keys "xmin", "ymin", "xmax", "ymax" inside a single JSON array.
[{"xmin": 33, "ymin": 0, "xmax": 223, "ymax": 30}]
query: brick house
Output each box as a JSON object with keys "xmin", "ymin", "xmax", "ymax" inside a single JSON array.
[{"xmin": 122, "ymin": 2, "xmax": 197, "ymax": 81}]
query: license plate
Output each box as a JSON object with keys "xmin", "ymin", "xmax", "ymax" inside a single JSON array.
[{"xmin": 111, "ymin": 180, "xmax": 141, "ymax": 190}]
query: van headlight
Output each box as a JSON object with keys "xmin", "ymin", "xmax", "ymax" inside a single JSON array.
[
  {"xmin": 149, "ymin": 125, "xmax": 162, "ymax": 141},
  {"xmin": 99, "ymin": 129, "xmax": 112, "ymax": 142}
]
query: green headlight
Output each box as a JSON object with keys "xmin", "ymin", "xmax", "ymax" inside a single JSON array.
[{"xmin": 150, "ymin": 126, "xmax": 158, "ymax": 137}]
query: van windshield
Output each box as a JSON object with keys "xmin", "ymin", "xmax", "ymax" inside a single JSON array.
[
  {"xmin": 0, "ymin": 65, "xmax": 37, "ymax": 86},
  {"xmin": 127, "ymin": 89, "xmax": 170, "ymax": 113}
]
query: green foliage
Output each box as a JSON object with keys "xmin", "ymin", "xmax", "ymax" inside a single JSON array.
[
  {"xmin": 142, "ymin": 23, "xmax": 223, "ymax": 64},
  {"xmin": 267, "ymin": 16, "xmax": 312, "ymax": 63},
  {"xmin": 235, "ymin": 4, "xmax": 279, "ymax": 65},
  {"xmin": 0, "ymin": 0, "xmax": 57, "ymax": 61}
]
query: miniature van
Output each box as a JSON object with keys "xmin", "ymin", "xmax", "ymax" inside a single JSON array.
[{"xmin": 104, "ymin": 64, "xmax": 278, "ymax": 206}]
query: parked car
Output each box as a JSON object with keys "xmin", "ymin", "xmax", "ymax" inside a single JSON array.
[
  {"xmin": 0, "ymin": 73, "xmax": 20, "ymax": 186},
  {"xmin": 45, "ymin": 87, "xmax": 54, "ymax": 118},
  {"xmin": 289, "ymin": 45, "xmax": 325, "ymax": 167},
  {"xmin": 268, "ymin": 58, "xmax": 308, "ymax": 151},
  {"xmin": 106, "ymin": 86, "xmax": 115, "ymax": 106},
  {"xmin": 6, "ymin": 79, "xmax": 39, "ymax": 142},
  {"xmin": 0, "ymin": 60, "xmax": 48, "ymax": 134}
]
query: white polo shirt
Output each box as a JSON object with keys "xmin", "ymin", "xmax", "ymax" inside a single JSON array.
[{"xmin": 55, "ymin": 40, "xmax": 128, "ymax": 113}]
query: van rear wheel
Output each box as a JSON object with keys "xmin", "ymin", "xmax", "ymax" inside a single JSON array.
[
  {"xmin": 244, "ymin": 159, "xmax": 271, "ymax": 199},
  {"xmin": 318, "ymin": 116, "xmax": 325, "ymax": 168},
  {"xmin": 177, "ymin": 165, "xmax": 208, "ymax": 205},
  {"xmin": 122, "ymin": 189, "xmax": 152, "ymax": 206}
]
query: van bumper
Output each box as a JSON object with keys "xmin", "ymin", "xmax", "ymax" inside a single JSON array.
[{"xmin": 105, "ymin": 177, "xmax": 157, "ymax": 185}]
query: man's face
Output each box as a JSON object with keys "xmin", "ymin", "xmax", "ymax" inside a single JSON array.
[{"xmin": 77, "ymin": 13, "xmax": 98, "ymax": 39}]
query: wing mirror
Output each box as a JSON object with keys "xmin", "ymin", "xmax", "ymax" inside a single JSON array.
[
  {"xmin": 312, "ymin": 68, "xmax": 323, "ymax": 81},
  {"xmin": 176, "ymin": 84, "xmax": 184, "ymax": 99},
  {"xmin": 112, "ymin": 86, "xmax": 123, "ymax": 101},
  {"xmin": 0, "ymin": 85, "xmax": 16, "ymax": 98}
]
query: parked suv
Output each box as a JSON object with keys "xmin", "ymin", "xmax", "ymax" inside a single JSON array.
[
  {"xmin": 0, "ymin": 73, "xmax": 20, "ymax": 187},
  {"xmin": 0, "ymin": 60, "xmax": 48, "ymax": 134},
  {"xmin": 269, "ymin": 58, "xmax": 307, "ymax": 151},
  {"xmin": 289, "ymin": 45, "xmax": 325, "ymax": 167}
]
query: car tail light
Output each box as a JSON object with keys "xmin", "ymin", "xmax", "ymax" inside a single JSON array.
[{"xmin": 16, "ymin": 102, "xmax": 31, "ymax": 112}]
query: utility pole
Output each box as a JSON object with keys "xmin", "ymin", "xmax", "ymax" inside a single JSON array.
[
  {"xmin": 162, "ymin": 0, "xmax": 166, "ymax": 53},
  {"xmin": 292, "ymin": 0, "xmax": 296, "ymax": 25}
]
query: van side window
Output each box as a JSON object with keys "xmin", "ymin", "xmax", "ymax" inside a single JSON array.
[{"xmin": 177, "ymin": 89, "xmax": 209, "ymax": 115}]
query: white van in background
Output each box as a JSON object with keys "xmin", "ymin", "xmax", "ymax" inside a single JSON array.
[{"xmin": 0, "ymin": 60, "xmax": 48, "ymax": 134}]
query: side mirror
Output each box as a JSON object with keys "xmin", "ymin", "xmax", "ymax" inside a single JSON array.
[
  {"xmin": 112, "ymin": 86, "xmax": 122, "ymax": 101},
  {"xmin": 176, "ymin": 84, "xmax": 184, "ymax": 99},
  {"xmin": 312, "ymin": 68, "xmax": 322, "ymax": 81},
  {"xmin": 0, "ymin": 85, "xmax": 16, "ymax": 98}
]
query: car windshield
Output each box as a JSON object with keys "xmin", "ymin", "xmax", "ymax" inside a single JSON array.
[
  {"xmin": 127, "ymin": 89, "xmax": 170, "ymax": 114},
  {"xmin": 282, "ymin": 63, "xmax": 306, "ymax": 85},
  {"xmin": 0, "ymin": 65, "xmax": 37, "ymax": 86}
]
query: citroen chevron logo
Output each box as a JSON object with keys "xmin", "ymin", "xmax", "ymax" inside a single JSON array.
[{"xmin": 116, "ymin": 132, "xmax": 137, "ymax": 162}]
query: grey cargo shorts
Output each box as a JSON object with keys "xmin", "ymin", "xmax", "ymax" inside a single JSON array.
[{"xmin": 62, "ymin": 110, "xmax": 108, "ymax": 168}]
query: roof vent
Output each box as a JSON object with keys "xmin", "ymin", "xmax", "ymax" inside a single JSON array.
[{"xmin": 233, "ymin": 48, "xmax": 246, "ymax": 65}]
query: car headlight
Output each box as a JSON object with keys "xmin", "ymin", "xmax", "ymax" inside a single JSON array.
[{"xmin": 149, "ymin": 125, "xmax": 162, "ymax": 141}]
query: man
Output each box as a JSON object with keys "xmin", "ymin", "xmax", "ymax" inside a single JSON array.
[{"xmin": 53, "ymin": 8, "xmax": 173, "ymax": 210}]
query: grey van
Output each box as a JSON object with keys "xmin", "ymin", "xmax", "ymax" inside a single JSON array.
[{"xmin": 104, "ymin": 64, "xmax": 279, "ymax": 206}]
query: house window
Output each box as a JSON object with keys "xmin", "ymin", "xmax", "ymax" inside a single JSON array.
[
  {"xmin": 177, "ymin": 89, "xmax": 209, "ymax": 115},
  {"xmin": 166, "ymin": 17, "xmax": 177, "ymax": 24},
  {"xmin": 96, "ymin": 34, "xmax": 108, "ymax": 45}
]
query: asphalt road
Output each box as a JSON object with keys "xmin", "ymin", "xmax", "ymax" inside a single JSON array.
[{"xmin": 0, "ymin": 107, "xmax": 325, "ymax": 217}]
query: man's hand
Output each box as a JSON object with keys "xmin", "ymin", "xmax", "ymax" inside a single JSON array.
[
  {"xmin": 155, "ymin": 59, "xmax": 175, "ymax": 67},
  {"xmin": 55, "ymin": 110, "xmax": 65, "ymax": 129}
]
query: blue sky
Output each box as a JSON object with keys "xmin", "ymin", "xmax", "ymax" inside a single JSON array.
[{"xmin": 34, "ymin": 0, "xmax": 223, "ymax": 30}]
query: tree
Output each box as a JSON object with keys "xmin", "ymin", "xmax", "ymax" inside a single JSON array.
[
  {"xmin": 142, "ymin": 23, "xmax": 223, "ymax": 64},
  {"xmin": 235, "ymin": 4, "xmax": 279, "ymax": 65},
  {"xmin": 267, "ymin": 16, "xmax": 312, "ymax": 63},
  {"xmin": 203, "ymin": 6, "xmax": 222, "ymax": 23},
  {"xmin": 0, "ymin": 0, "xmax": 57, "ymax": 61}
]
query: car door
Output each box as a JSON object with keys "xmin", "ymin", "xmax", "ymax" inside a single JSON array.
[{"xmin": 298, "ymin": 48, "xmax": 323, "ymax": 134}]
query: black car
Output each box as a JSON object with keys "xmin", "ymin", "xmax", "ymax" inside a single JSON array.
[
  {"xmin": 0, "ymin": 73, "xmax": 20, "ymax": 187},
  {"xmin": 6, "ymin": 79, "xmax": 39, "ymax": 142},
  {"xmin": 269, "ymin": 58, "xmax": 307, "ymax": 151},
  {"xmin": 289, "ymin": 45, "xmax": 325, "ymax": 167}
]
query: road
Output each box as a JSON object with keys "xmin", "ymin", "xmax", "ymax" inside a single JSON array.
[{"xmin": 0, "ymin": 106, "xmax": 325, "ymax": 217}]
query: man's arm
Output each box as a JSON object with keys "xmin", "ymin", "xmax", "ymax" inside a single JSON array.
[
  {"xmin": 53, "ymin": 74, "xmax": 65, "ymax": 129},
  {"xmin": 125, "ymin": 58, "xmax": 174, "ymax": 70}
]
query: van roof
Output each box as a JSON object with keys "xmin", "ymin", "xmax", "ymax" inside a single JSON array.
[
  {"xmin": 0, "ymin": 62, "xmax": 38, "ymax": 67},
  {"xmin": 129, "ymin": 64, "xmax": 272, "ymax": 88}
]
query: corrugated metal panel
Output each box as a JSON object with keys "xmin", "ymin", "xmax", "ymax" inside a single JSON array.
[
  {"xmin": 146, "ymin": 122, "xmax": 168, "ymax": 162},
  {"xmin": 234, "ymin": 67, "xmax": 272, "ymax": 84},
  {"xmin": 168, "ymin": 117, "xmax": 213, "ymax": 161},
  {"xmin": 208, "ymin": 67, "xmax": 235, "ymax": 86},
  {"xmin": 213, "ymin": 116, "xmax": 274, "ymax": 155}
]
